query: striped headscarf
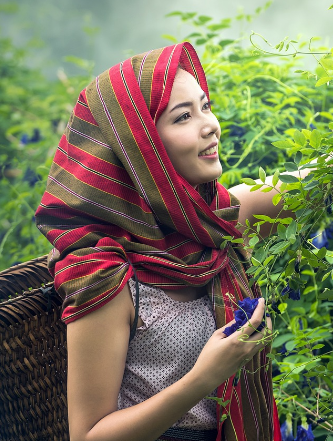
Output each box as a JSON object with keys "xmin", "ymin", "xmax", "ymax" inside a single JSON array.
[{"xmin": 35, "ymin": 43, "xmax": 277, "ymax": 441}]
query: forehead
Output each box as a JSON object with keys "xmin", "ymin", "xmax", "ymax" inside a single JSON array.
[{"xmin": 168, "ymin": 69, "xmax": 204, "ymax": 102}]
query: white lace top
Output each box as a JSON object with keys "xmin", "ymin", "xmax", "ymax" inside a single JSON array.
[{"xmin": 117, "ymin": 279, "xmax": 217, "ymax": 430}]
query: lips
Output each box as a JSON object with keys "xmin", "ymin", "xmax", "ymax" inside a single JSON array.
[{"xmin": 198, "ymin": 142, "xmax": 218, "ymax": 156}]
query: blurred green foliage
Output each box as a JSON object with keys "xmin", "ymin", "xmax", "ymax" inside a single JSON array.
[
  {"xmin": 0, "ymin": 34, "xmax": 92, "ymax": 267},
  {"xmin": 0, "ymin": 4, "xmax": 333, "ymax": 439},
  {"xmin": 165, "ymin": 9, "xmax": 333, "ymax": 439}
]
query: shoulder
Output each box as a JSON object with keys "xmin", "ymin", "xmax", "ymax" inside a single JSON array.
[
  {"xmin": 66, "ymin": 284, "xmax": 134, "ymax": 438},
  {"xmin": 67, "ymin": 283, "xmax": 133, "ymax": 334}
]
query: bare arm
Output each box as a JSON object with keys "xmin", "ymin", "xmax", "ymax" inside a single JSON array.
[{"xmin": 67, "ymin": 285, "xmax": 270, "ymax": 441}]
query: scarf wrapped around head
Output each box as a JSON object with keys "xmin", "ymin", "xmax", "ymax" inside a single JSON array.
[{"xmin": 35, "ymin": 42, "xmax": 277, "ymax": 441}]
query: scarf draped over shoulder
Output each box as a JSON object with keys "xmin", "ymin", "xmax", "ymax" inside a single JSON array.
[{"xmin": 35, "ymin": 42, "xmax": 278, "ymax": 441}]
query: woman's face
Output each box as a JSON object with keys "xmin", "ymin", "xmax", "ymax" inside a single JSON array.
[{"xmin": 156, "ymin": 69, "xmax": 222, "ymax": 187}]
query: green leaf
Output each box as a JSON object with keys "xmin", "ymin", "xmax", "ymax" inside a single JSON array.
[
  {"xmin": 318, "ymin": 289, "xmax": 333, "ymax": 300},
  {"xmin": 251, "ymin": 256, "xmax": 261, "ymax": 266},
  {"xmin": 218, "ymin": 39, "xmax": 235, "ymax": 48},
  {"xmin": 309, "ymin": 129, "xmax": 322, "ymax": 148},
  {"xmin": 303, "ymin": 286, "xmax": 315, "ymax": 295},
  {"xmin": 185, "ymin": 32, "xmax": 201, "ymax": 38},
  {"xmin": 253, "ymin": 214, "xmax": 272, "ymax": 222},
  {"xmin": 278, "ymin": 302, "xmax": 288, "ymax": 314},
  {"xmin": 286, "ymin": 220, "xmax": 297, "ymax": 239},
  {"xmin": 295, "ymin": 151, "xmax": 302, "ymax": 164},
  {"xmin": 277, "ymin": 223, "xmax": 287, "ymax": 239},
  {"xmin": 285, "ymin": 260, "xmax": 295, "ymax": 277},
  {"xmin": 263, "ymin": 255, "xmax": 274, "ymax": 266},
  {"xmin": 181, "ymin": 12, "xmax": 197, "ymax": 20},
  {"xmin": 272, "ymin": 193, "xmax": 282, "ymax": 206},
  {"xmin": 265, "ymin": 353, "xmax": 275, "ymax": 360},
  {"xmin": 329, "ymin": 3, "xmax": 333, "ymax": 9},
  {"xmin": 272, "ymin": 140, "xmax": 293, "ymax": 149},
  {"xmin": 316, "ymin": 247, "xmax": 327, "ymax": 259},
  {"xmin": 269, "ymin": 240, "xmax": 290, "ymax": 254},
  {"xmin": 249, "ymin": 236, "xmax": 259, "ymax": 247},
  {"xmin": 298, "ymin": 349, "xmax": 309, "ymax": 355},
  {"xmin": 301, "ymin": 129, "xmax": 312, "ymax": 139},
  {"xmin": 319, "ymin": 111, "xmax": 333, "ymax": 120},
  {"xmin": 161, "ymin": 34, "xmax": 178, "ymax": 43},
  {"xmin": 197, "ymin": 15, "xmax": 212, "ymax": 24},
  {"xmin": 246, "ymin": 266, "xmax": 259, "ymax": 275},
  {"xmin": 315, "ymin": 76, "xmax": 332, "ymax": 87},
  {"xmin": 272, "ymin": 169, "xmax": 280, "ymax": 187},
  {"xmin": 300, "ymin": 148, "xmax": 314, "ymax": 155},
  {"xmin": 261, "ymin": 186, "xmax": 273, "ymax": 192},
  {"xmin": 195, "ymin": 38, "xmax": 207, "ymax": 45},
  {"xmin": 250, "ymin": 184, "xmax": 264, "ymax": 191},
  {"xmin": 279, "ymin": 174, "xmax": 299, "ymax": 183},
  {"xmin": 259, "ymin": 167, "xmax": 266, "ymax": 183},
  {"xmin": 278, "ymin": 41, "xmax": 284, "ymax": 52},
  {"xmin": 254, "ymin": 247, "xmax": 266, "ymax": 262},
  {"xmin": 165, "ymin": 11, "xmax": 183, "ymax": 17},
  {"xmin": 242, "ymin": 178, "xmax": 257, "ymax": 185},
  {"xmin": 303, "ymin": 180, "xmax": 319, "ymax": 190},
  {"xmin": 284, "ymin": 162, "xmax": 298, "ymax": 172}
]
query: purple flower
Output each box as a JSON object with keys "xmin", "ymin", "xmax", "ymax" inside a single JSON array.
[
  {"xmin": 223, "ymin": 298, "xmax": 268, "ymax": 336},
  {"xmin": 281, "ymin": 283, "xmax": 300, "ymax": 301},
  {"xmin": 23, "ymin": 167, "xmax": 41, "ymax": 187},
  {"xmin": 20, "ymin": 129, "xmax": 41, "ymax": 146},
  {"xmin": 311, "ymin": 223, "xmax": 333, "ymax": 249},
  {"xmin": 295, "ymin": 424, "xmax": 314, "ymax": 441},
  {"xmin": 229, "ymin": 125, "xmax": 246, "ymax": 138},
  {"xmin": 325, "ymin": 195, "xmax": 332, "ymax": 214},
  {"xmin": 279, "ymin": 343, "xmax": 287, "ymax": 355},
  {"xmin": 20, "ymin": 133, "xmax": 29, "ymax": 146},
  {"xmin": 311, "ymin": 230, "xmax": 329, "ymax": 249},
  {"xmin": 280, "ymin": 419, "xmax": 293, "ymax": 441},
  {"xmin": 326, "ymin": 222, "xmax": 333, "ymax": 238}
]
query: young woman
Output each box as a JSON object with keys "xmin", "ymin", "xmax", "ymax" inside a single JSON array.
[{"xmin": 35, "ymin": 43, "xmax": 281, "ymax": 441}]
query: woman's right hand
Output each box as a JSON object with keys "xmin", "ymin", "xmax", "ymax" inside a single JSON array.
[{"xmin": 190, "ymin": 298, "xmax": 272, "ymax": 394}]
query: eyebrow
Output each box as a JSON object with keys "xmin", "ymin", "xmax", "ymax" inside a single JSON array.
[{"xmin": 169, "ymin": 92, "xmax": 207, "ymax": 113}]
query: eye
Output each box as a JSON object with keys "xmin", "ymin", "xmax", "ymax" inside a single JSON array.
[
  {"xmin": 203, "ymin": 100, "xmax": 214, "ymax": 110},
  {"xmin": 174, "ymin": 112, "xmax": 191, "ymax": 123}
]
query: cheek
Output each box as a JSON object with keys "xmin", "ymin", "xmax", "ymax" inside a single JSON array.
[{"xmin": 162, "ymin": 133, "xmax": 194, "ymax": 159}]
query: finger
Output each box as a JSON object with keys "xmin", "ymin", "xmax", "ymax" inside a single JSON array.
[
  {"xmin": 266, "ymin": 316, "xmax": 272, "ymax": 331},
  {"xmin": 246, "ymin": 316, "xmax": 273, "ymax": 348},
  {"xmin": 219, "ymin": 319, "xmax": 236, "ymax": 338}
]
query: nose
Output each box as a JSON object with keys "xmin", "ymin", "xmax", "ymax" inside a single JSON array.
[{"xmin": 201, "ymin": 112, "xmax": 220, "ymax": 139}]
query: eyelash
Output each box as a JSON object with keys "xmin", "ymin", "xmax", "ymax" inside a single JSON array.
[{"xmin": 174, "ymin": 100, "xmax": 214, "ymax": 123}]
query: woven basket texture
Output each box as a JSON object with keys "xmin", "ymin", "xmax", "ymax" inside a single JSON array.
[{"xmin": 0, "ymin": 256, "xmax": 69, "ymax": 441}]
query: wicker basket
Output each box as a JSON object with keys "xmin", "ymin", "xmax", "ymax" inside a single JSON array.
[{"xmin": 0, "ymin": 256, "xmax": 69, "ymax": 441}]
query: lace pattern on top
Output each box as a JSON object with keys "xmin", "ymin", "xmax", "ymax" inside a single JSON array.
[{"xmin": 118, "ymin": 279, "xmax": 217, "ymax": 430}]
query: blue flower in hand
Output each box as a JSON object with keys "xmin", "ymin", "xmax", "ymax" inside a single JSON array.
[{"xmin": 223, "ymin": 298, "xmax": 268, "ymax": 337}]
